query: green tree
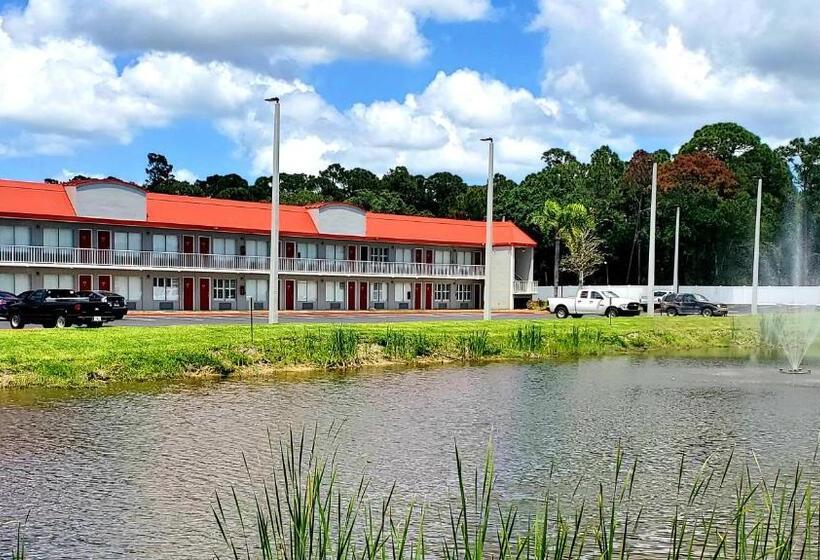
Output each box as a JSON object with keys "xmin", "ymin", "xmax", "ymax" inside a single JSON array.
[
  {"xmin": 145, "ymin": 153, "xmax": 174, "ymax": 188},
  {"xmin": 531, "ymin": 201, "xmax": 594, "ymax": 291},
  {"xmin": 561, "ymin": 227, "xmax": 605, "ymax": 287}
]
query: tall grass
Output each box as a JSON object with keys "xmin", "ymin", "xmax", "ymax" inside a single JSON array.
[{"xmin": 213, "ymin": 430, "xmax": 820, "ymax": 560}]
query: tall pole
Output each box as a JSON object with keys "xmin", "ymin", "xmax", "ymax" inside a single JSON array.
[
  {"xmin": 481, "ymin": 137, "xmax": 494, "ymax": 321},
  {"xmin": 673, "ymin": 206, "xmax": 680, "ymax": 293},
  {"xmin": 752, "ymin": 178, "xmax": 762, "ymax": 314},
  {"xmin": 266, "ymin": 97, "xmax": 281, "ymax": 324},
  {"xmin": 646, "ymin": 162, "xmax": 658, "ymax": 313}
]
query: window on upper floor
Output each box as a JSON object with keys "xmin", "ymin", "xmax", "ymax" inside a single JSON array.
[
  {"xmin": 114, "ymin": 232, "xmax": 142, "ymax": 252},
  {"xmin": 326, "ymin": 244, "xmax": 345, "ymax": 261},
  {"xmin": 395, "ymin": 248, "xmax": 412, "ymax": 263},
  {"xmin": 0, "ymin": 225, "xmax": 30, "ymax": 246},
  {"xmin": 369, "ymin": 247, "xmax": 389, "ymax": 262},
  {"xmin": 296, "ymin": 242, "xmax": 317, "ymax": 259},
  {"xmin": 152, "ymin": 234, "xmax": 179, "ymax": 253},
  {"xmin": 213, "ymin": 238, "xmax": 237, "ymax": 255},
  {"xmin": 245, "ymin": 239, "xmax": 268, "ymax": 257},
  {"xmin": 42, "ymin": 227, "xmax": 73, "ymax": 248},
  {"xmin": 434, "ymin": 250, "xmax": 451, "ymax": 265}
]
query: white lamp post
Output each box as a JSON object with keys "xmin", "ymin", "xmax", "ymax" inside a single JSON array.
[
  {"xmin": 265, "ymin": 97, "xmax": 281, "ymax": 324},
  {"xmin": 673, "ymin": 206, "xmax": 680, "ymax": 293},
  {"xmin": 752, "ymin": 178, "xmax": 762, "ymax": 314},
  {"xmin": 481, "ymin": 137, "xmax": 494, "ymax": 321},
  {"xmin": 646, "ymin": 162, "xmax": 658, "ymax": 314}
]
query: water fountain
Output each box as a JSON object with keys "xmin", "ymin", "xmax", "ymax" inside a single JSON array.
[{"xmin": 764, "ymin": 309, "xmax": 820, "ymax": 374}]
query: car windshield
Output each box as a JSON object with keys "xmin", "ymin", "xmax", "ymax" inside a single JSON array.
[
  {"xmin": 694, "ymin": 293, "xmax": 710, "ymax": 302},
  {"xmin": 601, "ymin": 291, "xmax": 619, "ymax": 298}
]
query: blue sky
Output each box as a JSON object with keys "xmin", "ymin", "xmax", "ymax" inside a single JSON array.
[{"xmin": 1, "ymin": 0, "xmax": 818, "ymax": 184}]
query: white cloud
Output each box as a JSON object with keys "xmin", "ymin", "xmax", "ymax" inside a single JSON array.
[
  {"xmin": 173, "ymin": 168, "xmax": 198, "ymax": 183},
  {"xmin": 2, "ymin": 0, "xmax": 491, "ymax": 67},
  {"xmin": 531, "ymin": 0, "xmax": 819, "ymax": 146}
]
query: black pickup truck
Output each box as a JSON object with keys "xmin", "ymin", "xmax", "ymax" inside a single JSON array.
[{"xmin": 7, "ymin": 289, "xmax": 116, "ymax": 329}]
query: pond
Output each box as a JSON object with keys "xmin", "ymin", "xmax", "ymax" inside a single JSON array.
[{"xmin": 1, "ymin": 354, "xmax": 820, "ymax": 558}]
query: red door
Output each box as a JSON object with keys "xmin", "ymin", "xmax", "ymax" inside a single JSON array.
[
  {"xmin": 348, "ymin": 245, "xmax": 357, "ymax": 260},
  {"xmin": 425, "ymin": 250, "xmax": 433, "ymax": 264},
  {"xmin": 414, "ymin": 283, "xmax": 422, "ymax": 310},
  {"xmin": 199, "ymin": 278, "xmax": 210, "ymax": 311},
  {"xmin": 347, "ymin": 281, "xmax": 356, "ymax": 310},
  {"xmin": 285, "ymin": 242, "xmax": 295, "ymax": 259},
  {"xmin": 285, "ymin": 280, "xmax": 295, "ymax": 310},
  {"xmin": 78, "ymin": 275, "xmax": 92, "ymax": 291},
  {"xmin": 79, "ymin": 230, "xmax": 92, "ymax": 249},
  {"xmin": 414, "ymin": 248, "xmax": 423, "ymax": 263},
  {"xmin": 183, "ymin": 236, "xmax": 194, "ymax": 253},
  {"xmin": 359, "ymin": 282, "xmax": 368, "ymax": 310},
  {"xmin": 97, "ymin": 231, "xmax": 111, "ymax": 250},
  {"xmin": 425, "ymin": 283, "xmax": 433, "ymax": 309},
  {"xmin": 183, "ymin": 277, "xmax": 194, "ymax": 310},
  {"xmin": 98, "ymin": 275, "xmax": 111, "ymax": 291},
  {"xmin": 199, "ymin": 237, "xmax": 210, "ymax": 254}
]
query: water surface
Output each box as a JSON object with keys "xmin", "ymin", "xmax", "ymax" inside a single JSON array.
[{"xmin": 1, "ymin": 354, "xmax": 819, "ymax": 558}]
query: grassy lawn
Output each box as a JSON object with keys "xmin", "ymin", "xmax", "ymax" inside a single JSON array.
[{"xmin": 0, "ymin": 316, "xmax": 760, "ymax": 388}]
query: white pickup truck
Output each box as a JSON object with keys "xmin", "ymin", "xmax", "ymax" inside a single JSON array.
[{"xmin": 549, "ymin": 289, "xmax": 642, "ymax": 319}]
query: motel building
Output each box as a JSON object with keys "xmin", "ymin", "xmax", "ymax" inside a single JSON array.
[{"xmin": 0, "ymin": 178, "xmax": 537, "ymax": 312}]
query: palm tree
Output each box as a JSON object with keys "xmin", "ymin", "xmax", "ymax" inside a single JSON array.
[{"xmin": 531, "ymin": 201, "xmax": 594, "ymax": 292}]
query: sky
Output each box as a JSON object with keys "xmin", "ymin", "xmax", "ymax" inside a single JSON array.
[{"xmin": 1, "ymin": 0, "xmax": 819, "ymax": 185}]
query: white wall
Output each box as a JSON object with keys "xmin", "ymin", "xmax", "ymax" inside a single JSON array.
[
  {"xmin": 537, "ymin": 284, "xmax": 820, "ymax": 306},
  {"xmin": 489, "ymin": 246, "xmax": 513, "ymax": 310}
]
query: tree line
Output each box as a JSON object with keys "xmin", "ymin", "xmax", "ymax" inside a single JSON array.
[{"xmin": 75, "ymin": 122, "xmax": 818, "ymax": 287}]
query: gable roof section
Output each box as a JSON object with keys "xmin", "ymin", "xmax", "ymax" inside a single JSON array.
[{"xmin": 0, "ymin": 179, "xmax": 535, "ymax": 247}]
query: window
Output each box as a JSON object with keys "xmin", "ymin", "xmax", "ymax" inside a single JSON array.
[
  {"xmin": 42, "ymin": 227, "xmax": 73, "ymax": 247},
  {"xmin": 394, "ymin": 282, "xmax": 412, "ymax": 302},
  {"xmin": 325, "ymin": 281, "xmax": 345, "ymax": 303},
  {"xmin": 395, "ymin": 248, "xmax": 412, "ymax": 263},
  {"xmin": 245, "ymin": 239, "xmax": 268, "ymax": 257},
  {"xmin": 455, "ymin": 284, "xmax": 472, "ymax": 302},
  {"xmin": 434, "ymin": 250, "xmax": 451, "ymax": 264},
  {"xmin": 114, "ymin": 276, "xmax": 142, "ymax": 301},
  {"xmin": 435, "ymin": 283, "xmax": 451, "ymax": 302},
  {"xmin": 152, "ymin": 234, "xmax": 179, "ymax": 253},
  {"xmin": 153, "ymin": 277, "xmax": 179, "ymax": 301},
  {"xmin": 579, "ymin": 291, "xmax": 589, "ymax": 298},
  {"xmin": 213, "ymin": 238, "xmax": 237, "ymax": 255},
  {"xmin": 114, "ymin": 232, "xmax": 142, "ymax": 251},
  {"xmin": 370, "ymin": 282, "xmax": 386, "ymax": 303},
  {"xmin": 455, "ymin": 251, "xmax": 478, "ymax": 265},
  {"xmin": 43, "ymin": 274, "xmax": 74, "ymax": 290},
  {"xmin": 369, "ymin": 247, "xmax": 389, "ymax": 262},
  {"xmin": 245, "ymin": 279, "xmax": 268, "ymax": 304},
  {"xmin": 0, "ymin": 225, "xmax": 30, "ymax": 246},
  {"xmin": 297, "ymin": 280, "xmax": 317, "ymax": 302},
  {"xmin": 326, "ymin": 244, "xmax": 346, "ymax": 261},
  {"xmin": 213, "ymin": 278, "xmax": 237, "ymax": 300},
  {"xmin": 0, "ymin": 273, "xmax": 30, "ymax": 294},
  {"xmin": 296, "ymin": 243, "xmax": 317, "ymax": 259},
  {"xmin": 591, "ymin": 291, "xmax": 603, "ymax": 300}
]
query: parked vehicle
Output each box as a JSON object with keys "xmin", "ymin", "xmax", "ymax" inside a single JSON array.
[
  {"xmin": 0, "ymin": 290, "xmax": 20, "ymax": 319},
  {"xmin": 6, "ymin": 289, "xmax": 115, "ymax": 329},
  {"xmin": 640, "ymin": 290, "xmax": 674, "ymax": 311},
  {"xmin": 549, "ymin": 289, "xmax": 642, "ymax": 319},
  {"xmin": 76, "ymin": 290, "xmax": 128, "ymax": 320},
  {"xmin": 660, "ymin": 292, "xmax": 728, "ymax": 317}
]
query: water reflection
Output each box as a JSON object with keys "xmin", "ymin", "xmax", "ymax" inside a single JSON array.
[{"xmin": 1, "ymin": 355, "xmax": 819, "ymax": 558}]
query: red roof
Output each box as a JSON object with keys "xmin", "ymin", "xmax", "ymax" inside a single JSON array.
[{"xmin": 0, "ymin": 179, "xmax": 535, "ymax": 247}]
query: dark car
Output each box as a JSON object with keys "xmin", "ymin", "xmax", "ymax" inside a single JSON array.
[
  {"xmin": 661, "ymin": 292, "xmax": 728, "ymax": 317},
  {"xmin": 7, "ymin": 289, "xmax": 116, "ymax": 329},
  {"xmin": 76, "ymin": 290, "xmax": 128, "ymax": 319},
  {"xmin": 0, "ymin": 290, "xmax": 20, "ymax": 319}
]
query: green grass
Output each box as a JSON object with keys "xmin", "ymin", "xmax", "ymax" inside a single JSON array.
[
  {"xmin": 0, "ymin": 316, "xmax": 760, "ymax": 388},
  {"xmin": 208, "ymin": 428, "xmax": 820, "ymax": 560}
]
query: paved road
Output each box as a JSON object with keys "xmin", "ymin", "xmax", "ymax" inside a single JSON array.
[{"xmin": 0, "ymin": 304, "xmax": 776, "ymax": 329}]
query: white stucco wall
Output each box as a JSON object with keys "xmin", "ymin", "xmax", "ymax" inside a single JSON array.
[
  {"xmin": 67, "ymin": 183, "xmax": 147, "ymax": 221},
  {"xmin": 489, "ymin": 246, "xmax": 513, "ymax": 310},
  {"xmin": 308, "ymin": 205, "xmax": 366, "ymax": 236}
]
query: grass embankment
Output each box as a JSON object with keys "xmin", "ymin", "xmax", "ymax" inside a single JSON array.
[{"xmin": 0, "ymin": 316, "xmax": 759, "ymax": 388}]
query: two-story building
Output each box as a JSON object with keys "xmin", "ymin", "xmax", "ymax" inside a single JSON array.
[{"xmin": 0, "ymin": 178, "xmax": 537, "ymax": 312}]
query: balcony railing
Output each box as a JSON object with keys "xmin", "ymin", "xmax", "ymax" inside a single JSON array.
[
  {"xmin": 513, "ymin": 280, "xmax": 537, "ymax": 294},
  {"xmin": 0, "ymin": 245, "xmax": 485, "ymax": 278}
]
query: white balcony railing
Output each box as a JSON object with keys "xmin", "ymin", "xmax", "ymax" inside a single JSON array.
[
  {"xmin": 513, "ymin": 280, "xmax": 537, "ymax": 294},
  {"xmin": 0, "ymin": 245, "xmax": 485, "ymax": 278}
]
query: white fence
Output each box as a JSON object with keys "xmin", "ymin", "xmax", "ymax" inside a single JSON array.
[{"xmin": 536, "ymin": 285, "xmax": 820, "ymax": 306}]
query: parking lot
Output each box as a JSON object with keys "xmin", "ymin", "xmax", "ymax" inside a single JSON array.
[{"xmin": 0, "ymin": 305, "xmax": 768, "ymax": 329}]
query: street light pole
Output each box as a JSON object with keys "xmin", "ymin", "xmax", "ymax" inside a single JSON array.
[
  {"xmin": 646, "ymin": 162, "xmax": 658, "ymax": 314},
  {"xmin": 673, "ymin": 206, "xmax": 680, "ymax": 293},
  {"xmin": 265, "ymin": 97, "xmax": 280, "ymax": 324},
  {"xmin": 752, "ymin": 178, "xmax": 763, "ymax": 314},
  {"xmin": 604, "ymin": 260, "xmax": 610, "ymax": 285},
  {"xmin": 481, "ymin": 137, "xmax": 494, "ymax": 321}
]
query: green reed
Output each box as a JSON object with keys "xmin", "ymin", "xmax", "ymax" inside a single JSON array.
[{"xmin": 211, "ymin": 430, "xmax": 820, "ymax": 560}]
